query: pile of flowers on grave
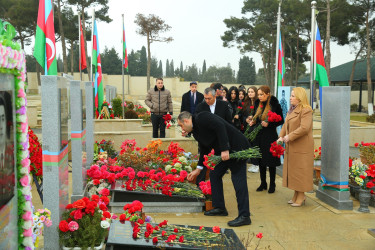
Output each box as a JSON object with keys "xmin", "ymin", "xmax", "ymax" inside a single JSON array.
[
  {"xmin": 86, "ymin": 139, "xmax": 203, "ymax": 199},
  {"xmin": 58, "ymin": 193, "xmax": 117, "ymax": 248},
  {"xmin": 355, "ymin": 141, "xmax": 375, "ymax": 165},
  {"xmin": 199, "ymin": 180, "xmax": 212, "ymax": 201},
  {"xmin": 28, "ymin": 127, "xmax": 43, "ymax": 181},
  {"xmin": 32, "ymin": 207, "xmax": 52, "ymax": 248},
  {"xmin": 94, "ymin": 139, "xmax": 117, "ymax": 162},
  {"xmin": 119, "ymin": 200, "xmax": 227, "ymax": 247},
  {"xmin": 98, "ymin": 101, "xmax": 115, "ymax": 119},
  {"xmin": 314, "ymin": 146, "xmax": 322, "ymax": 160}
]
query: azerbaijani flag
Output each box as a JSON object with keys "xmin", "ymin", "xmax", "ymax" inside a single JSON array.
[
  {"xmin": 79, "ymin": 18, "xmax": 87, "ymax": 70},
  {"xmin": 277, "ymin": 33, "xmax": 285, "ymax": 86},
  {"xmin": 92, "ymin": 20, "xmax": 103, "ymax": 116},
  {"xmin": 315, "ymin": 24, "xmax": 329, "ymax": 114},
  {"xmin": 123, "ymin": 22, "xmax": 128, "ymax": 71},
  {"xmin": 34, "ymin": 0, "xmax": 57, "ymax": 75}
]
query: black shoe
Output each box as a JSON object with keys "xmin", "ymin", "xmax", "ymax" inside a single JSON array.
[
  {"xmin": 268, "ymin": 184, "xmax": 276, "ymax": 193},
  {"xmin": 256, "ymin": 183, "xmax": 267, "ymax": 192},
  {"xmin": 227, "ymin": 216, "xmax": 251, "ymax": 227},
  {"xmin": 204, "ymin": 208, "xmax": 228, "ymax": 216}
]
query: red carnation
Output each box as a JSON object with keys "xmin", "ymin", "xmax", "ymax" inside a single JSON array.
[
  {"xmin": 152, "ymin": 237, "xmax": 158, "ymax": 244},
  {"xmin": 174, "ymin": 228, "xmax": 178, "ymax": 233},
  {"xmin": 59, "ymin": 220, "xmax": 69, "ymax": 232},
  {"xmin": 212, "ymin": 226, "xmax": 220, "ymax": 234},
  {"xmin": 256, "ymin": 232, "xmax": 263, "ymax": 239},
  {"xmin": 178, "ymin": 235, "xmax": 184, "ymax": 242}
]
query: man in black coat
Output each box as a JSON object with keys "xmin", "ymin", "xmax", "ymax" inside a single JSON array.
[
  {"xmin": 178, "ymin": 111, "xmax": 251, "ymax": 227},
  {"xmin": 180, "ymin": 81, "xmax": 204, "ymax": 114},
  {"xmin": 195, "ymin": 87, "xmax": 232, "ymax": 123}
]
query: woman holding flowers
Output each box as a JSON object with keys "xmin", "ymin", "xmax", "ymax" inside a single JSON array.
[
  {"xmin": 277, "ymin": 87, "xmax": 313, "ymax": 207},
  {"xmin": 228, "ymin": 86, "xmax": 241, "ymax": 130},
  {"xmin": 249, "ymin": 85, "xmax": 284, "ymax": 193},
  {"xmin": 243, "ymin": 86, "xmax": 259, "ymax": 172}
]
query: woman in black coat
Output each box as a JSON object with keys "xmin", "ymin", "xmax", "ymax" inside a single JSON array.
[
  {"xmin": 248, "ymin": 85, "xmax": 284, "ymax": 193},
  {"xmin": 228, "ymin": 86, "xmax": 242, "ymax": 130}
]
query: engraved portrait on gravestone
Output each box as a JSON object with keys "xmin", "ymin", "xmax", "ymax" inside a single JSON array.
[
  {"xmin": 0, "ymin": 91, "xmax": 15, "ymax": 209},
  {"xmin": 60, "ymin": 88, "xmax": 69, "ymax": 150}
]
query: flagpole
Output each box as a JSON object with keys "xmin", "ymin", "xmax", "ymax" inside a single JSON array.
[
  {"xmin": 79, "ymin": 14, "xmax": 82, "ymax": 80},
  {"xmin": 91, "ymin": 9, "xmax": 95, "ymax": 83},
  {"xmin": 274, "ymin": 0, "xmax": 282, "ymax": 96},
  {"xmin": 310, "ymin": 1, "xmax": 317, "ymax": 108},
  {"xmin": 121, "ymin": 14, "xmax": 125, "ymax": 119}
]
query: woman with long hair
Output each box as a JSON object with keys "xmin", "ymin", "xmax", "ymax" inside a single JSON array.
[
  {"xmin": 228, "ymin": 86, "xmax": 241, "ymax": 130},
  {"xmin": 243, "ymin": 86, "xmax": 259, "ymax": 172},
  {"xmin": 249, "ymin": 85, "xmax": 284, "ymax": 193},
  {"xmin": 277, "ymin": 87, "xmax": 313, "ymax": 206},
  {"xmin": 221, "ymin": 86, "xmax": 229, "ymax": 101}
]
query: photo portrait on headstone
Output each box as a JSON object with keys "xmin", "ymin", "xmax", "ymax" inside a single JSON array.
[{"xmin": 0, "ymin": 91, "xmax": 15, "ymax": 209}]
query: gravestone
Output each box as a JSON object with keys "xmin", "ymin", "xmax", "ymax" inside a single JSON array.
[
  {"xmin": 70, "ymin": 81, "xmax": 87, "ymax": 202},
  {"xmin": 0, "ymin": 74, "xmax": 18, "ymax": 249},
  {"xmin": 85, "ymin": 82, "xmax": 94, "ymax": 166},
  {"xmin": 316, "ymin": 87, "xmax": 353, "ymax": 210},
  {"xmin": 106, "ymin": 221, "xmax": 245, "ymax": 250},
  {"xmin": 106, "ymin": 85, "xmax": 117, "ymax": 105},
  {"xmin": 41, "ymin": 75, "xmax": 70, "ymax": 248},
  {"xmin": 276, "ymin": 86, "xmax": 294, "ymax": 176}
]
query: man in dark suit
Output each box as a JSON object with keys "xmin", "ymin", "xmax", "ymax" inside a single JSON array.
[
  {"xmin": 180, "ymin": 81, "xmax": 204, "ymax": 114},
  {"xmin": 196, "ymin": 87, "xmax": 232, "ymax": 123},
  {"xmin": 178, "ymin": 111, "xmax": 251, "ymax": 227}
]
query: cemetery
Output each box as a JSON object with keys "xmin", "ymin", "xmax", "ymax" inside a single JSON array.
[{"xmin": 1, "ymin": 1, "xmax": 375, "ymax": 250}]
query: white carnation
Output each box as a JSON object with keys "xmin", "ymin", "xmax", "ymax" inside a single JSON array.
[
  {"xmin": 22, "ymin": 237, "xmax": 34, "ymax": 247},
  {"xmin": 101, "ymin": 220, "xmax": 110, "ymax": 229},
  {"xmin": 165, "ymin": 165, "xmax": 172, "ymax": 172}
]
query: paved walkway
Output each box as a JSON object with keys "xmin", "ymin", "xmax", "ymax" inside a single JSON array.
[{"xmin": 32, "ymin": 165, "xmax": 375, "ymax": 249}]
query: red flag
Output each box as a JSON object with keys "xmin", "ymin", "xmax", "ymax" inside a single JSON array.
[{"xmin": 79, "ymin": 19, "xmax": 87, "ymax": 70}]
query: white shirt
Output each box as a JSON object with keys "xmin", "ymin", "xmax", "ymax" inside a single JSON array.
[{"xmin": 209, "ymin": 100, "xmax": 216, "ymax": 114}]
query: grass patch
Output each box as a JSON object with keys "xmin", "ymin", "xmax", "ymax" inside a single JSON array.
[{"xmin": 350, "ymin": 115, "xmax": 367, "ymax": 122}]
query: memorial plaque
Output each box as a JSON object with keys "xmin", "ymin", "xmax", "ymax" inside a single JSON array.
[{"xmin": 107, "ymin": 221, "xmax": 245, "ymax": 250}]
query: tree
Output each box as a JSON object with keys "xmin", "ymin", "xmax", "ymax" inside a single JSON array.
[
  {"xmin": 67, "ymin": 0, "xmax": 112, "ymax": 80},
  {"xmin": 55, "ymin": 0, "xmax": 68, "ymax": 73},
  {"xmin": 61, "ymin": 7, "xmax": 80, "ymax": 75},
  {"xmin": 158, "ymin": 60, "xmax": 163, "ymax": 77},
  {"xmin": 166, "ymin": 59, "xmax": 170, "ymax": 77},
  {"xmin": 127, "ymin": 49, "xmax": 140, "ymax": 76},
  {"xmin": 139, "ymin": 46, "xmax": 147, "ymax": 76},
  {"xmin": 170, "ymin": 60, "xmax": 174, "ymax": 77},
  {"xmin": 183, "ymin": 64, "xmax": 199, "ymax": 81},
  {"xmin": 134, "ymin": 13, "xmax": 173, "ymax": 90},
  {"xmin": 150, "ymin": 57, "xmax": 159, "ymax": 77},
  {"xmin": 180, "ymin": 61, "xmax": 184, "ymax": 78},
  {"xmin": 25, "ymin": 54, "xmax": 36, "ymax": 72},
  {"xmin": 101, "ymin": 47, "xmax": 122, "ymax": 74},
  {"xmin": 237, "ymin": 56, "xmax": 256, "ymax": 84},
  {"xmin": 175, "ymin": 67, "xmax": 180, "ymax": 77},
  {"xmin": 202, "ymin": 60, "xmax": 207, "ymax": 75},
  {"xmin": 222, "ymin": 0, "xmax": 279, "ymax": 91}
]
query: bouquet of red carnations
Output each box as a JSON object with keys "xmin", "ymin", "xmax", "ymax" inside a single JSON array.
[
  {"xmin": 163, "ymin": 114, "xmax": 175, "ymax": 129},
  {"xmin": 203, "ymin": 148, "xmax": 261, "ymax": 170},
  {"xmin": 245, "ymin": 110, "xmax": 282, "ymax": 142},
  {"xmin": 270, "ymin": 141, "xmax": 285, "ymax": 158}
]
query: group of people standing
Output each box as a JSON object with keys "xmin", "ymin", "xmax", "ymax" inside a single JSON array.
[{"xmin": 146, "ymin": 78, "xmax": 314, "ymax": 227}]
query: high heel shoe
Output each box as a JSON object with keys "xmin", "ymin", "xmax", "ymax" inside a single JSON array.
[
  {"xmin": 256, "ymin": 183, "xmax": 267, "ymax": 192},
  {"xmin": 287, "ymin": 200, "xmax": 294, "ymax": 204},
  {"xmin": 290, "ymin": 197, "xmax": 306, "ymax": 207}
]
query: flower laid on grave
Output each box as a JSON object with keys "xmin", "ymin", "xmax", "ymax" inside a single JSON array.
[
  {"xmin": 199, "ymin": 180, "xmax": 212, "ymax": 201},
  {"xmin": 98, "ymin": 101, "xmax": 115, "ymax": 119},
  {"xmin": 203, "ymin": 148, "xmax": 262, "ymax": 170},
  {"xmin": 28, "ymin": 127, "xmax": 43, "ymax": 181},
  {"xmin": 94, "ymin": 139, "xmax": 117, "ymax": 161},
  {"xmin": 119, "ymin": 200, "xmax": 144, "ymax": 222},
  {"xmin": 314, "ymin": 146, "xmax": 322, "ymax": 160},
  {"xmin": 270, "ymin": 141, "xmax": 285, "ymax": 158},
  {"xmin": 32, "ymin": 207, "xmax": 52, "ymax": 248},
  {"xmin": 349, "ymin": 159, "xmax": 375, "ymax": 190},
  {"xmin": 355, "ymin": 141, "xmax": 375, "ymax": 165},
  {"xmin": 59, "ymin": 194, "xmax": 116, "ymax": 248},
  {"xmin": 244, "ymin": 110, "xmax": 282, "ymax": 142},
  {"xmin": 163, "ymin": 113, "xmax": 175, "ymax": 129},
  {"xmin": 0, "ymin": 20, "xmax": 33, "ymax": 249},
  {"xmin": 164, "ymin": 156, "xmax": 193, "ymax": 174}
]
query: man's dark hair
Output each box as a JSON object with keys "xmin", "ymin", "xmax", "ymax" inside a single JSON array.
[
  {"xmin": 156, "ymin": 77, "xmax": 163, "ymax": 82},
  {"xmin": 190, "ymin": 81, "xmax": 197, "ymax": 86},
  {"xmin": 212, "ymin": 83, "xmax": 223, "ymax": 91},
  {"xmin": 178, "ymin": 111, "xmax": 192, "ymax": 121}
]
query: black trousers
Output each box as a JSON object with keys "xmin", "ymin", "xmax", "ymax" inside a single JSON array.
[
  {"xmin": 151, "ymin": 113, "xmax": 166, "ymax": 138},
  {"xmin": 259, "ymin": 163, "xmax": 276, "ymax": 185},
  {"xmin": 210, "ymin": 160, "xmax": 250, "ymax": 217}
]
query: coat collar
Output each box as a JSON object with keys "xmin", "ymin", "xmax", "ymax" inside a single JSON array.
[
  {"xmin": 286, "ymin": 105, "xmax": 301, "ymax": 120},
  {"xmin": 154, "ymin": 85, "xmax": 165, "ymax": 91}
]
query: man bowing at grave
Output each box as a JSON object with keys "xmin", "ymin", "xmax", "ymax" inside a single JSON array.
[{"xmin": 178, "ymin": 111, "xmax": 251, "ymax": 227}]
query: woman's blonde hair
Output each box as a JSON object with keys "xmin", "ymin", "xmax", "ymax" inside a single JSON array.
[{"xmin": 293, "ymin": 87, "xmax": 311, "ymax": 109}]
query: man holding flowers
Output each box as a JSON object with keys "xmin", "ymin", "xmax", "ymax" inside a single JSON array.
[{"xmin": 178, "ymin": 111, "xmax": 251, "ymax": 227}]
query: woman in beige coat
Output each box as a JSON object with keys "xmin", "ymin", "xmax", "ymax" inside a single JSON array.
[{"xmin": 277, "ymin": 87, "xmax": 314, "ymax": 207}]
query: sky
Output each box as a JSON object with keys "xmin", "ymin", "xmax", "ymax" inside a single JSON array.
[{"xmin": 26, "ymin": 0, "xmax": 357, "ymax": 76}]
